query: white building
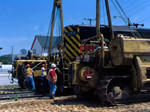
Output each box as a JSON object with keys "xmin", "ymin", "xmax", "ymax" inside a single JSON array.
[{"xmin": 31, "ymin": 35, "xmax": 61, "ymax": 56}]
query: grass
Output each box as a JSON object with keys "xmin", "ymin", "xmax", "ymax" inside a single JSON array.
[
  {"xmin": 0, "ymin": 85, "xmax": 19, "ymax": 89},
  {"xmin": 14, "ymin": 96, "xmax": 19, "ymax": 101},
  {"xmin": 0, "ymin": 85, "xmax": 33, "ymax": 94},
  {"xmin": 9, "ymin": 96, "xmax": 19, "ymax": 101}
]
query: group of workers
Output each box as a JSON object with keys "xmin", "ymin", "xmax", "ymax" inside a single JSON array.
[{"xmin": 25, "ymin": 63, "xmax": 61, "ymax": 99}]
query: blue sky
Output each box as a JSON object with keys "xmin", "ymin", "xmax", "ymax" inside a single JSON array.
[{"xmin": 0, "ymin": 0, "xmax": 150, "ymax": 55}]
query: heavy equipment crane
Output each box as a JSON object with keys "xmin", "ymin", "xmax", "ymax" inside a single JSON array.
[
  {"xmin": 9, "ymin": 0, "xmax": 65, "ymax": 91},
  {"xmin": 47, "ymin": 0, "xmax": 150, "ymax": 105},
  {"xmin": 63, "ymin": 0, "xmax": 150, "ymax": 105}
]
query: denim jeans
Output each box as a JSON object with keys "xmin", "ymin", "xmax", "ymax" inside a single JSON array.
[
  {"xmin": 48, "ymin": 81, "xmax": 57, "ymax": 96},
  {"xmin": 26, "ymin": 76, "xmax": 36, "ymax": 90},
  {"xmin": 41, "ymin": 76, "xmax": 46, "ymax": 90}
]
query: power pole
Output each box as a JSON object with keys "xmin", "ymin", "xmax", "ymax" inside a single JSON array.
[
  {"xmin": 84, "ymin": 18, "xmax": 96, "ymax": 25},
  {"xmin": 130, "ymin": 23, "xmax": 144, "ymax": 28},
  {"xmin": 12, "ymin": 46, "xmax": 13, "ymax": 64}
]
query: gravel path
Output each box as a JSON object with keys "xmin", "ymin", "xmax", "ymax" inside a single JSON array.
[{"xmin": 0, "ymin": 96, "xmax": 150, "ymax": 112}]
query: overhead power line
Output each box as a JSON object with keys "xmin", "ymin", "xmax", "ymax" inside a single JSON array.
[
  {"xmin": 84, "ymin": 18, "xmax": 96, "ymax": 25},
  {"xmin": 127, "ymin": 0, "xmax": 148, "ymax": 17},
  {"xmin": 139, "ymin": 15, "xmax": 150, "ymax": 23}
]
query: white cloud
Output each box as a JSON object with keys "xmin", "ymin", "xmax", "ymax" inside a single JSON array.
[{"xmin": 34, "ymin": 26, "xmax": 39, "ymax": 30}]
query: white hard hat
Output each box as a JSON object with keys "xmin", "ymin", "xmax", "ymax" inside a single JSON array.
[{"xmin": 51, "ymin": 63, "xmax": 56, "ymax": 68}]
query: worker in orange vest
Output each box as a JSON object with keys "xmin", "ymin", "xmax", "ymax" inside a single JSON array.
[
  {"xmin": 25, "ymin": 64, "xmax": 36, "ymax": 91},
  {"xmin": 46, "ymin": 63, "xmax": 57, "ymax": 99}
]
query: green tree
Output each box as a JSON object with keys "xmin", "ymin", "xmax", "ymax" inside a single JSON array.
[{"xmin": 0, "ymin": 54, "xmax": 11, "ymax": 64}]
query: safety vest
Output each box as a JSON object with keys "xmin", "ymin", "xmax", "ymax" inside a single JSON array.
[
  {"xmin": 46, "ymin": 69, "xmax": 57, "ymax": 82},
  {"xmin": 26, "ymin": 68, "xmax": 32, "ymax": 76}
]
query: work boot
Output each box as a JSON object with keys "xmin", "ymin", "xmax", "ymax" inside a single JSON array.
[
  {"xmin": 33, "ymin": 90, "xmax": 38, "ymax": 95},
  {"xmin": 50, "ymin": 94, "xmax": 54, "ymax": 99}
]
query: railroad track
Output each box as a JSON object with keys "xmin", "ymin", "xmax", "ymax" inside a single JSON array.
[
  {"xmin": 0, "ymin": 85, "xmax": 150, "ymax": 105},
  {"xmin": 0, "ymin": 92, "xmax": 45, "ymax": 100},
  {"xmin": 0, "ymin": 90, "xmax": 150, "ymax": 106},
  {"xmin": 0, "ymin": 87, "xmax": 75, "ymax": 101},
  {"xmin": 101, "ymin": 91, "xmax": 150, "ymax": 106},
  {"xmin": 0, "ymin": 87, "xmax": 28, "ymax": 94},
  {"xmin": 121, "ymin": 92, "xmax": 150, "ymax": 104}
]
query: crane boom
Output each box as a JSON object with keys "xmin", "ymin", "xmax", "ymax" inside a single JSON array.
[
  {"xmin": 48, "ymin": 0, "xmax": 64, "ymax": 62},
  {"xmin": 105, "ymin": 0, "xmax": 114, "ymax": 39}
]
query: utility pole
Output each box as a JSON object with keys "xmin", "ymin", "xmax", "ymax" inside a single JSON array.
[
  {"xmin": 130, "ymin": 23, "xmax": 144, "ymax": 28},
  {"xmin": 84, "ymin": 18, "xmax": 96, "ymax": 25},
  {"xmin": 12, "ymin": 46, "xmax": 13, "ymax": 64}
]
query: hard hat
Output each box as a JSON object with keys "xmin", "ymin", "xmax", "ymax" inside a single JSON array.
[
  {"xmin": 51, "ymin": 63, "xmax": 56, "ymax": 68},
  {"xmin": 103, "ymin": 41, "xmax": 106, "ymax": 45},
  {"xmin": 27, "ymin": 64, "xmax": 30, "ymax": 67}
]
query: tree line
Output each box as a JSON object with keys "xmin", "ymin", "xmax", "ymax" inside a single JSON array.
[{"xmin": 0, "ymin": 54, "xmax": 12, "ymax": 64}]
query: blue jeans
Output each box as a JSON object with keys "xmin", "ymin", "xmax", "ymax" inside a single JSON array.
[
  {"xmin": 48, "ymin": 81, "xmax": 57, "ymax": 96},
  {"xmin": 26, "ymin": 76, "xmax": 36, "ymax": 90},
  {"xmin": 41, "ymin": 76, "xmax": 46, "ymax": 90}
]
